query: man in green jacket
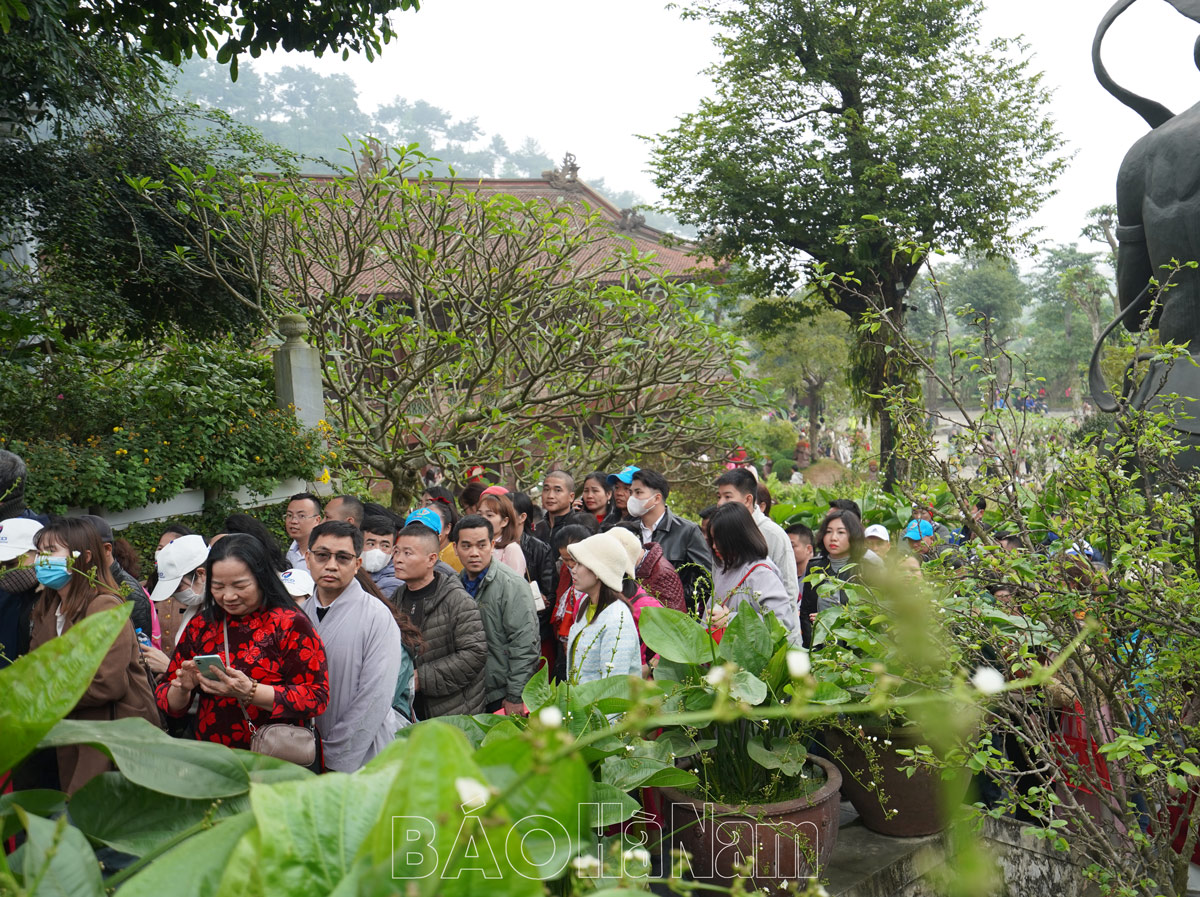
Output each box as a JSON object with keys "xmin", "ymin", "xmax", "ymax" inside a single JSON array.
[
  {"xmin": 391, "ymin": 523, "xmax": 487, "ymax": 719},
  {"xmin": 454, "ymin": 514, "xmax": 540, "ymax": 715}
]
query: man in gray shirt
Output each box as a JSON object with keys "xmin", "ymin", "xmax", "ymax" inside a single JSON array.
[{"xmin": 302, "ymin": 520, "xmax": 403, "ymax": 772}]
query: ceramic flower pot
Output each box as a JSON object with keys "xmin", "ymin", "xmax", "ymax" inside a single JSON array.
[
  {"xmin": 822, "ymin": 724, "xmax": 970, "ymax": 837},
  {"xmin": 658, "ymin": 754, "xmax": 842, "ymax": 894}
]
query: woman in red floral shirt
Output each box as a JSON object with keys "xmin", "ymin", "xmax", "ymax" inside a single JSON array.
[{"xmin": 156, "ymin": 534, "xmax": 329, "ymax": 749}]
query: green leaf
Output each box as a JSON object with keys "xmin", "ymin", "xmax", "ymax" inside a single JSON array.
[
  {"xmin": 571, "ymin": 675, "xmax": 660, "ymax": 715},
  {"xmin": 39, "ymin": 718, "xmax": 250, "ymax": 798},
  {"xmin": 637, "ymin": 606, "xmax": 714, "ymax": 664},
  {"xmin": 599, "ymin": 740, "xmax": 699, "ymax": 791},
  {"xmin": 250, "ymin": 769, "xmax": 398, "ymax": 894},
  {"xmin": 0, "ymin": 789, "xmax": 66, "ymax": 841},
  {"xmin": 361, "ymin": 721, "xmax": 543, "ymax": 896},
  {"xmin": 69, "ymin": 772, "xmax": 246, "ymax": 856},
  {"xmin": 521, "ymin": 664, "xmax": 555, "ymax": 712},
  {"xmin": 589, "ymin": 781, "xmax": 642, "ymax": 827},
  {"xmin": 808, "ymin": 681, "xmax": 853, "ymax": 704},
  {"xmin": 746, "ymin": 738, "xmax": 809, "ymax": 776},
  {"xmin": 117, "ymin": 813, "xmax": 257, "ymax": 897},
  {"xmin": 15, "ymin": 809, "xmax": 105, "ymax": 897},
  {"xmin": 718, "ymin": 605, "xmax": 775, "ymax": 675},
  {"xmin": 475, "ymin": 731, "xmax": 591, "ymax": 873},
  {"xmin": 728, "ymin": 670, "xmax": 769, "ymax": 705},
  {"xmin": 0, "ymin": 602, "xmax": 130, "ymax": 774}
]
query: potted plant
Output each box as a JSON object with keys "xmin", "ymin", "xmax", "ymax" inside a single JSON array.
[
  {"xmin": 807, "ymin": 570, "xmax": 1027, "ymax": 837},
  {"xmin": 638, "ymin": 604, "xmax": 850, "ymax": 891}
]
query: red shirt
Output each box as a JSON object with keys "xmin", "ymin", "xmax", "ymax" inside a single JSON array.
[{"xmin": 156, "ymin": 605, "xmax": 329, "ymax": 748}]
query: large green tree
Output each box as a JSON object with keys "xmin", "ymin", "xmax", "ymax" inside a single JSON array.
[
  {"xmin": 0, "ymin": 0, "xmax": 416, "ymax": 128},
  {"xmin": 650, "ymin": 0, "xmax": 1065, "ymax": 486}
]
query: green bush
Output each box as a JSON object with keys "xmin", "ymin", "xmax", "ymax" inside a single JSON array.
[{"xmin": 0, "ymin": 339, "xmax": 327, "ymax": 513}]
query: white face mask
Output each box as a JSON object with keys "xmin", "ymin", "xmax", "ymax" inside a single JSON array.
[
  {"xmin": 174, "ymin": 575, "xmax": 204, "ymax": 607},
  {"xmin": 361, "ymin": 548, "xmax": 390, "ymax": 574},
  {"xmin": 627, "ymin": 494, "xmax": 657, "ymax": 519}
]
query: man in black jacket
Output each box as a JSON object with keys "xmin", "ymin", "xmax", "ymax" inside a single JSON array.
[{"xmin": 627, "ymin": 469, "xmax": 712, "ymax": 610}]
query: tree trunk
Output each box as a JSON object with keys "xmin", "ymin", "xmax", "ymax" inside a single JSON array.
[
  {"xmin": 807, "ymin": 381, "xmax": 821, "ymax": 457},
  {"xmin": 386, "ymin": 465, "xmax": 423, "ymax": 512},
  {"xmin": 876, "ymin": 282, "xmax": 905, "ymax": 490}
]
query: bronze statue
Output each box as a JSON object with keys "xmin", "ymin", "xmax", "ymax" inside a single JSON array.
[{"xmin": 1091, "ymin": 0, "xmax": 1200, "ymax": 453}]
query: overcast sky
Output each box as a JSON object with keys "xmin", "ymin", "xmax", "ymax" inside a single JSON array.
[{"xmin": 256, "ymin": 0, "xmax": 1200, "ymax": 257}]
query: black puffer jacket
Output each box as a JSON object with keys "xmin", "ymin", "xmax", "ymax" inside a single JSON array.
[
  {"xmin": 520, "ymin": 532, "xmax": 556, "ymax": 602},
  {"xmin": 392, "ymin": 571, "xmax": 487, "ymax": 718}
]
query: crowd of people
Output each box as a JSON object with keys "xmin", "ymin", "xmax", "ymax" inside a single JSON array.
[{"xmin": 0, "ymin": 448, "xmax": 969, "ymax": 790}]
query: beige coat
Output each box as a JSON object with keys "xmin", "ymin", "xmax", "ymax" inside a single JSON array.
[{"xmin": 30, "ymin": 592, "xmax": 160, "ymax": 794}]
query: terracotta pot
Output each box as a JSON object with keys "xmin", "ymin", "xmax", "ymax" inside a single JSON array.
[
  {"xmin": 822, "ymin": 724, "xmax": 969, "ymax": 837},
  {"xmin": 658, "ymin": 755, "xmax": 842, "ymax": 893}
]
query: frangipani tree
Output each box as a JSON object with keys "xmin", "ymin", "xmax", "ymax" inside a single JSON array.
[{"xmin": 136, "ymin": 145, "xmax": 759, "ymax": 504}]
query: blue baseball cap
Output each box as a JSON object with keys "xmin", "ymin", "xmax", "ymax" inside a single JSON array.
[
  {"xmin": 607, "ymin": 465, "xmax": 640, "ymax": 486},
  {"xmin": 404, "ymin": 508, "xmax": 443, "ymax": 535},
  {"xmin": 903, "ymin": 519, "xmax": 934, "ymax": 541}
]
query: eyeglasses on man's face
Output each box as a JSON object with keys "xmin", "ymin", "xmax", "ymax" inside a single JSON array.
[
  {"xmin": 284, "ymin": 512, "xmax": 318, "ymax": 521},
  {"xmin": 308, "ymin": 550, "xmax": 357, "ymax": 566}
]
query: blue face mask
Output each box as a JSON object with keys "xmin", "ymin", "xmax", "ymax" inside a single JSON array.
[{"xmin": 36, "ymin": 556, "xmax": 73, "ymax": 591}]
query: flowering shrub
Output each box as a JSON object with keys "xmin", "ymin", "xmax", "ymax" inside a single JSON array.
[{"xmin": 0, "ymin": 339, "xmax": 327, "ymax": 513}]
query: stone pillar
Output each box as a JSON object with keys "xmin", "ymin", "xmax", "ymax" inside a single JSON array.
[{"xmin": 273, "ymin": 314, "xmax": 325, "ymax": 431}]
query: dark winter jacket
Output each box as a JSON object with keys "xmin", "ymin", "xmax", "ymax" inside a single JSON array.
[
  {"xmin": 0, "ymin": 566, "xmax": 38, "ymax": 667},
  {"xmin": 520, "ymin": 531, "xmax": 556, "ymax": 602},
  {"xmin": 647, "ymin": 508, "xmax": 713, "ymax": 611},
  {"xmin": 799, "ymin": 554, "xmax": 862, "ymax": 649},
  {"xmin": 469, "ymin": 560, "xmax": 540, "ymax": 704},
  {"xmin": 392, "ymin": 571, "xmax": 487, "ymax": 718},
  {"xmin": 635, "ymin": 541, "xmax": 686, "ymax": 612}
]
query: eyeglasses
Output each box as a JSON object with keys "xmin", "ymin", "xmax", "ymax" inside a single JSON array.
[
  {"xmin": 284, "ymin": 512, "xmax": 319, "ymax": 521},
  {"xmin": 309, "ymin": 550, "xmax": 358, "ymax": 566}
]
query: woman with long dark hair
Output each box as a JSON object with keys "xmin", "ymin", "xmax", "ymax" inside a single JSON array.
[
  {"xmin": 565, "ymin": 532, "xmax": 641, "ymax": 684},
  {"xmin": 801, "ymin": 508, "xmax": 868, "ymax": 647},
  {"xmin": 478, "ymin": 492, "xmax": 528, "ymax": 577},
  {"xmin": 576, "ymin": 472, "xmax": 613, "ymax": 527},
  {"xmin": 30, "ymin": 518, "xmax": 160, "ymax": 793},
  {"xmin": 704, "ymin": 502, "xmax": 802, "ymax": 645},
  {"xmin": 156, "ymin": 534, "xmax": 329, "ymax": 750}
]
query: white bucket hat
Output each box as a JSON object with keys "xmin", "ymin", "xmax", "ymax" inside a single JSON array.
[
  {"xmin": 0, "ymin": 517, "xmax": 43, "ymax": 562},
  {"xmin": 607, "ymin": 527, "xmax": 643, "ymax": 579},
  {"xmin": 150, "ymin": 534, "xmax": 210, "ymax": 601},
  {"xmin": 567, "ymin": 532, "xmax": 631, "ymax": 592}
]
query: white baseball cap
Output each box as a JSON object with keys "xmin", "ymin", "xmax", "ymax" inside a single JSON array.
[
  {"xmin": 0, "ymin": 518, "xmax": 43, "ymax": 562},
  {"xmin": 150, "ymin": 534, "xmax": 210, "ymax": 601},
  {"xmin": 280, "ymin": 567, "xmax": 315, "ymax": 598},
  {"xmin": 864, "ymin": 524, "xmax": 890, "ymax": 541}
]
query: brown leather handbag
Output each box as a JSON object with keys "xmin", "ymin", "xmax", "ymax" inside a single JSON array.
[{"xmin": 225, "ymin": 619, "xmax": 317, "ymax": 767}]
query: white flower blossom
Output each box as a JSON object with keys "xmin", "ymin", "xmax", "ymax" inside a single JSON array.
[
  {"xmin": 571, "ymin": 855, "xmax": 602, "ymax": 877},
  {"xmin": 705, "ymin": 665, "xmax": 729, "ymax": 686},
  {"xmin": 786, "ymin": 650, "xmax": 811, "ymax": 678},
  {"xmin": 70, "ymin": 550, "xmax": 80, "ymax": 559},
  {"xmin": 538, "ymin": 706, "xmax": 563, "ymax": 728},
  {"xmin": 454, "ymin": 776, "xmax": 490, "ymax": 811},
  {"xmin": 970, "ymin": 666, "xmax": 1006, "ymax": 695},
  {"xmin": 623, "ymin": 847, "xmax": 651, "ymax": 866}
]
